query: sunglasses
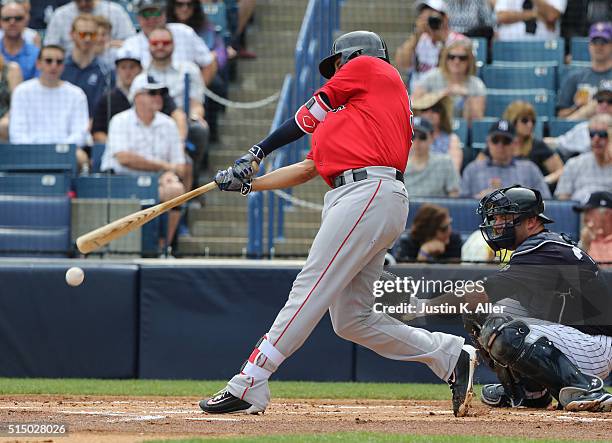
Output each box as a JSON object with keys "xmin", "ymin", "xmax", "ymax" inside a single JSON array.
[
  {"xmin": 422, "ymin": 106, "xmax": 441, "ymax": 113},
  {"xmin": 150, "ymin": 39, "xmax": 172, "ymax": 47},
  {"xmin": 174, "ymin": 1, "xmax": 193, "ymax": 8},
  {"xmin": 413, "ymin": 131, "xmax": 428, "ymax": 141},
  {"xmin": 438, "ymin": 220, "xmax": 452, "ymax": 232},
  {"xmin": 597, "ymin": 98, "xmax": 612, "ymax": 105},
  {"xmin": 76, "ymin": 31, "xmax": 98, "ymax": 39},
  {"xmin": 1, "ymin": 15, "xmax": 24, "ymax": 22},
  {"xmin": 140, "ymin": 9, "xmax": 162, "ymax": 18},
  {"xmin": 447, "ymin": 53, "xmax": 468, "ymax": 61},
  {"xmin": 590, "ymin": 37, "xmax": 610, "ymax": 45},
  {"xmin": 491, "ymin": 136, "xmax": 512, "ymax": 145},
  {"xmin": 147, "ymin": 89, "xmax": 163, "ymax": 96},
  {"xmin": 589, "ymin": 130, "xmax": 609, "ymax": 139},
  {"xmin": 42, "ymin": 57, "xmax": 64, "ymax": 65},
  {"xmin": 518, "ymin": 116, "xmax": 535, "ymax": 124}
]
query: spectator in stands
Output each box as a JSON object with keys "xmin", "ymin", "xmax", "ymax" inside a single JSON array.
[
  {"xmin": 502, "ymin": 100, "xmax": 564, "ymax": 186},
  {"xmin": 137, "ymin": 26, "xmax": 208, "ymax": 186},
  {"xmin": 404, "ymin": 116, "xmax": 460, "ymax": 197},
  {"xmin": 555, "ymin": 113, "xmax": 612, "ymax": 201},
  {"xmin": 0, "ymin": 0, "xmax": 40, "ymax": 47},
  {"xmin": 92, "ymin": 14, "xmax": 117, "ymax": 71},
  {"xmin": 574, "ymin": 191, "xmax": 612, "ymax": 264},
  {"xmin": 395, "ymin": 204, "xmax": 463, "ymax": 263},
  {"xmin": 413, "ymin": 39, "xmax": 486, "ymax": 123},
  {"xmin": 557, "ymin": 22, "xmax": 612, "ymax": 118},
  {"xmin": 495, "ymin": 0, "xmax": 567, "ymax": 41},
  {"xmin": 460, "ymin": 120, "xmax": 552, "ymax": 199},
  {"xmin": 229, "ymin": 0, "xmax": 257, "ymax": 59},
  {"xmin": 411, "ymin": 91, "xmax": 463, "ymax": 171},
  {"xmin": 546, "ymin": 86, "xmax": 612, "ymax": 156},
  {"xmin": 61, "ymin": 14, "xmax": 110, "ymax": 117},
  {"xmin": 44, "ymin": 0, "xmax": 135, "ymax": 53},
  {"xmin": 447, "ymin": 0, "xmax": 495, "ymax": 39},
  {"xmin": 101, "ymin": 75, "xmax": 188, "ymax": 250},
  {"xmin": 9, "ymin": 44, "xmax": 89, "ymax": 168},
  {"xmin": 0, "ymin": 1, "xmax": 38, "ymax": 79},
  {"xmin": 395, "ymin": 0, "xmax": 465, "ymax": 91},
  {"xmin": 0, "ymin": 52, "xmax": 21, "ymax": 140},
  {"xmin": 122, "ymin": 0, "xmax": 217, "ymax": 86}
]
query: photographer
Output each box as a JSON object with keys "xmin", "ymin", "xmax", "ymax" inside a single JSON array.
[{"xmin": 395, "ymin": 0, "xmax": 465, "ymax": 91}]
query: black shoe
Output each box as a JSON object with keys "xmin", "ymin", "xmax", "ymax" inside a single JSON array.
[
  {"xmin": 199, "ymin": 389, "xmax": 263, "ymax": 414},
  {"xmin": 481, "ymin": 384, "xmax": 552, "ymax": 408},
  {"xmin": 448, "ymin": 345, "xmax": 477, "ymax": 417}
]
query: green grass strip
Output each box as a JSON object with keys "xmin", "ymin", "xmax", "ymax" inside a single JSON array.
[{"xmin": 146, "ymin": 432, "xmax": 596, "ymax": 443}]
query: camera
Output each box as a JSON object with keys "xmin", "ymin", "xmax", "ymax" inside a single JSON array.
[{"xmin": 428, "ymin": 14, "xmax": 442, "ymax": 31}]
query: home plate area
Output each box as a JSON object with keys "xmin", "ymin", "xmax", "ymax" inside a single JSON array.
[{"xmin": 0, "ymin": 395, "xmax": 610, "ymax": 442}]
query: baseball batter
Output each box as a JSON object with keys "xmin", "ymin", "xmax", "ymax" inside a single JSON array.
[{"xmin": 199, "ymin": 31, "xmax": 477, "ymax": 417}]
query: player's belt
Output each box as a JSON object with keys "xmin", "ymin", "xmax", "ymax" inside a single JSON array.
[{"xmin": 332, "ymin": 167, "xmax": 404, "ymax": 188}]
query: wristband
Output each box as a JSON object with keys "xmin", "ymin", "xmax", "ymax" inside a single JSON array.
[{"xmin": 418, "ymin": 249, "xmax": 434, "ymax": 261}]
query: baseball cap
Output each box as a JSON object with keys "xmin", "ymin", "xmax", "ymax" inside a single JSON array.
[
  {"xmin": 572, "ymin": 191, "xmax": 612, "ymax": 212},
  {"xmin": 488, "ymin": 119, "xmax": 515, "ymax": 140},
  {"xmin": 114, "ymin": 47, "xmax": 141, "ymax": 66},
  {"xmin": 415, "ymin": 0, "xmax": 448, "ymax": 15},
  {"xmin": 135, "ymin": 0, "xmax": 166, "ymax": 13},
  {"xmin": 128, "ymin": 74, "xmax": 168, "ymax": 103},
  {"xmin": 589, "ymin": 22, "xmax": 612, "ymax": 42},
  {"xmin": 594, "ymin": 82, "xmax": 612, "ymax": 100},
  {"xmin": 413, "ymin": 116, "xmax": 434, "ymax": 134}
]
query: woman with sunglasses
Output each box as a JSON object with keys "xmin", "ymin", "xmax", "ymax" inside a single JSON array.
[
  {"xmin": 503, "ymin": 101, "xmax": 564, "ymax": 187},
  {"xmin": 412, "ymin": 91, "xmax": 463, "ymax": 172},
  {"xmin": 413, "ymin": 39, "xmax": 486, "ymax": 123},
  {"xmin": 395, "ymin": 204, "xmax": 462, "ymax": 263}
]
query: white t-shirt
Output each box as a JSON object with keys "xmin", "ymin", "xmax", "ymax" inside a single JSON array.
[
  {"xmin": 122, "ymin": 23, "xmax": 214, "ymax": 68},
  {"xmin": 9, "ymin": 79, "xmax": 89, "ymax": 146},
  {"xmin": 102, "ymin": 108, "xmax": 185, "ymax": 174},
  {"xmin": 495, "ymin": 0, "xmax": 567, "ymax": 41}
]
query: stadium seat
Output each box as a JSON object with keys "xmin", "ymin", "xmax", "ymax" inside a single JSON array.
[
  {"xmin": 492, "ymin": 39, "xmax": 565, "ymax": 65},
  {"xmin": 0, "ymin": 173, "xmax": 70, "ymax": 196},
  {"xmin": 471, "ymin": 118, "xmax": 544, "ymax": 150},
  {"xmin": 0, "ymin": 195, "xmax": 71, "ymax": 256},
  {"xmin": 452, "ymin": 118, "xmax": 468, "ymax": 149},
  {"xmin": 471, "ymin": 37, "xmax": 487, "ymax": 67},
  {"xmin": 0, "ymin": 144, "xmax": 77, "ymax": 175},
  {"xmin": 202, "ymin": 1, "xmax": 230, "ymax": 43},
  {"xmin": 548, "ymin": 119, "xmax": 586, "ymax": 137},
  {"xmin": 542, "ymin": 200, "xmax": 580, "ymax": 241},
  {"xmin": 485, "ymin": 89, "xmax": 556, "ymax": 120},
  {"xmin": 406, "ymin": 197, "xmax": 481, "ymax": 240},
  {"xmin": 91, "ymin": 144, "xmax": 106, "ymax": 173},
  {"xmin": 571, "ymin": 37, "xmax": 590, "ymax": 62},
  {"xmin": 481, "ymin": 64, "xmax": 556, "ymax": 91}
]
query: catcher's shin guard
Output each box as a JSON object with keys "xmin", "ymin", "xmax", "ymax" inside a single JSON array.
[{"xmin": 479, "ymin": 316, "xmax": 601, "ymax": 407}]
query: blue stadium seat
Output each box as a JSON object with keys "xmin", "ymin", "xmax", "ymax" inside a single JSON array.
[
  {"xmin": 571, "ymin": 37, "xmax": 590, "ymax": 62},
  {"xmin": 481, "ymin": 64, "xmax": 556, "ymax": 91},
  {"xmin": 471, "ymin": 118, "xmax": 544, "ymax": 150},
  {"xmin": 91, "ymin": 144, "xmax": 106, "ymax": 173},
  {"xmin": 485, "ymin": 89, "xmax": 556, "ymax": 120},
  {"xmin": 0, "ymin": 144, "xmax": 77, "ymax": 175},
  {"xmin": 492, "ymin": 39, "xmax": 565, "ymax": 65},
  {"xmin": 548, "ymin": 119, "xmax": 585, "ymax": 137},
  {"xmin": 0, "ymin": 195, "xmax": 71, "ymax": 256},
  {"xmin": 0, "ymin": 173, "xmax": 70, "ymax": 196},
  {"xmin": 202, "ymin": 1, "xmax": 230, "ymax": 43},
  {"xmin": 542, "ymin": 200, "xmax": 580, "ymax": 241},
  {"xmin": 406, "ymin": 198, "xmax": 481, "ymax": 240},
  {"xmin": 452, "ymin": 118, "xmax": 468, "ymax": 149},
  {"xmin": 471, "ymin": 37, "xmax": 487, "ymax": 68}
]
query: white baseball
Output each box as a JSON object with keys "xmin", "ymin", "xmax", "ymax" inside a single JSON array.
[{"xmin": 65, "ymin": 267, "xmax": 85, "ymax": 287}]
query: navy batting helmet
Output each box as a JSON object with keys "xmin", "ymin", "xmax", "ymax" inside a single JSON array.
[
  {"xmin": 318, "ymin": 30, "xmax": 389, "ymax": 79},
  {"xmin": 478, "ymin": 185, "xmax": 553, "ymax": 251}
]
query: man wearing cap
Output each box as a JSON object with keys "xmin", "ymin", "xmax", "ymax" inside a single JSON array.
[
  {"xmin": 404, "ymin": 115, "xmax": 460, "ymax": 197},
  {"xmin": 558, "ymin": 22, "xmax": 611, "ymax": 118},
  {"xmin": 555, "ymin": 114, "xmax": 612, "ymax": 202},
  {"xmin": 460, "ymin": 120, "xmax": 551, "ymax": 199},
  {"xmin": 495, "ymin": 0, "xmax": 567, "ymax": 41},
  {"xmin": 101, "ymin": 75, "xmax": 188, "ymax": 248},
  {"xmin": 121, "ymin": 0, "xmax": 216, "ymax": 86},
  {"xmin": 395, "ymin": 0, "xmax": 465, "ymax": 91},
  {"xmin": 574, "ymin": 191, "xmax": 612, "ymax": 264},
  {"xmin": 44, "ymin": 0, "xmax": 135, "ymax": 53}
]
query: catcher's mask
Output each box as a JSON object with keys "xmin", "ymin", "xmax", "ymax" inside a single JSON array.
[
  {"xmin": 318, "ymin": 30, "xmax": 389, "ymax": 79},
  {"xmin": 478, "ymin": 185, "xmax": 553, "ymax": 252}
]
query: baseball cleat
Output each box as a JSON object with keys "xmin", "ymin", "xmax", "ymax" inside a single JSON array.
[
  {"xmin": 448, "ymin": 345, "xmax": 478, "ymax": 417},
  {"xmin": 564, "ymin": 390, "xmax": 612, "ymax": 412},
  {"xmin": 199, "ymin": 389, "xmax": 264, "ymax": 414},
  {"xmin": 481, "ymin": 384, "xmax": 552, "ymax": 408}
]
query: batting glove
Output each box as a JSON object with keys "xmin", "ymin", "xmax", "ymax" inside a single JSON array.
[
  {"xmin": 233, "ymin": 145, "xmax": 265, "ymax": 180},
  {"xmin": 214, "ymin": 167, "xmax": 253, "ymax": 195}
]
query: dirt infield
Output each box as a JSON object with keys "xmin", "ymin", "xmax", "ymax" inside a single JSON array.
[{"xmin": 0, "ymin": 395, "xmax": 611, "ymax": 442}]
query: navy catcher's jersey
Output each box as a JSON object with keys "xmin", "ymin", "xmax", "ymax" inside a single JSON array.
[{"xmin": 484, "ymin": 231, "xmax": 612, "ymax": 336}]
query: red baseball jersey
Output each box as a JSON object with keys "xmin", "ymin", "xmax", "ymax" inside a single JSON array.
[{"xmin": 305, "ymin": 56, "xmax": 412, "ymax": 187}]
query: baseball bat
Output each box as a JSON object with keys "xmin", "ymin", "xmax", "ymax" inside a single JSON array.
[{"xmin": 76, "ymin": 180, "xmax": 218, "ymax": 254}]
